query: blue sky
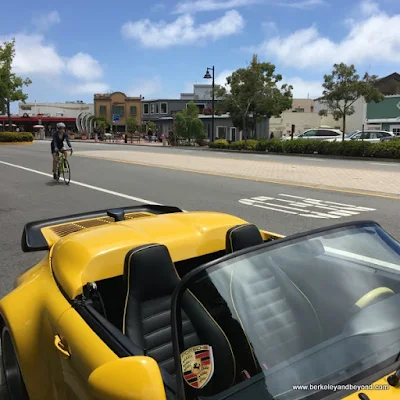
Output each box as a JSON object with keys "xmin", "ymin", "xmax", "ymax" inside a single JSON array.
[{"xmin": 1, "ymin": 0, "xmax": 399, "ymax": 112}]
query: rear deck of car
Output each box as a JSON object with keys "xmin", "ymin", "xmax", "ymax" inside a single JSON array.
[{"xmin": 48, "ymin": 211, "xmax": 277, "ymax": 299}]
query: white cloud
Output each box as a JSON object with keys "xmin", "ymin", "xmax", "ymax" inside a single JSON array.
[
  {"xmin": 274, "ymin": 0, "xmax": 327, "ymax": 8},
  {"xmin": 128, "ymin": 76, "xmax": 163, "ymax": 98},
  {"xmin": 256, "ymin": 0, "xmax": 400, "ymax": 68},
  {"xmin": 32, "ymin": 10, "xmax": 60, "ymax": 31},
  {"xmin": 0, "ymin": 32, "xmax": 108, "ymax": 97},
  {"xmin": 69, "ymin": 82, "xmax": 111, "ymax": 94},
  {"xmin": 121, "ymin": 10, "xmax": 245, "ymax": 48},
  {"xmin": 66, "ymin": 52, "xmax": 104, "ymax": 81},
  {"xmin": 2, "ymin": 33, "xmax": 65, "ymax": 76},
  {"xmin": 173, "ymin": 0, "xmax": 260, "ymax": 14},
  {"xmin": 285, "ymin": 77, "xmax": 323, "ymax": 98}
]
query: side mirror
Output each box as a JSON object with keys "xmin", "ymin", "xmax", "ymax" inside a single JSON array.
[{"xmin": 88, "ymin": 356, "xmax": 167, "ymax": 400}]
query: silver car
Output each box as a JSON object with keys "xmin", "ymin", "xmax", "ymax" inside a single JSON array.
[
  {"xmin": 281, "ymin": 128, "xmax": 342, "ymax": 141},
  {"xmin": 325, "ymin": 130, "xmax": 395, "ymax": 143}
]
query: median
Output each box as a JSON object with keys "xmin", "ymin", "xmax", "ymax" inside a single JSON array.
[
  {"xmin": 0, "ymin": 131, "xmax": 34, "ymax": 144},
  {"xmin": 208, "ymin": 138, "xmax": 400, "ymax": 160}
]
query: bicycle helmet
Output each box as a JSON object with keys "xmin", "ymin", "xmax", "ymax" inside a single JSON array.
[{"xmin": 57, "ymin": 122, "xmax": 66, "ymax": 129}]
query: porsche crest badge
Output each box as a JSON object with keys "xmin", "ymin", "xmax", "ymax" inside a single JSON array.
[{"xmin": 181, "ymin": 345, "xmax": 214, "ymax": 389}]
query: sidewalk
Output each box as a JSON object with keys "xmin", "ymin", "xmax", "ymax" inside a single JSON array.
[{"xmin": 75, "ymin": 149, "xmax": 400, "ymax": 197}]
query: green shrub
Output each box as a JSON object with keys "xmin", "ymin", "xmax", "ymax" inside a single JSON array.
[
  {"xmin": 0, "ymin": 132, "xmax": 34, "ymax": 142},
  {"xmin": 256, "ymin": 139, "xmax": 283, "ymax": 152},
  {"xmin": 228, "ymin": 139, "xmax": 258, "ymax": 150},
  {"xmin": 209, "ymin": 138, "xmax": 229, "ymax": 148},
  {"xmin": 208, "ymin": 138, "xmax": 400, "ymax": 158},
  {"xmin": 228, "ymin": 140, "xmax": 245, "ymax": 150}
]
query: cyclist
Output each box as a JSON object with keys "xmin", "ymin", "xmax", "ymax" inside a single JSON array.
[{"xmin": 51, "ymin": 122, "xmax": 73, "ymax": 179}]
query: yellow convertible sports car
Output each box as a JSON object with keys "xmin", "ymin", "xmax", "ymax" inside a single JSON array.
[{"xmin": 1, "ymin": 205, "xmax": 400, "ymax": 400}]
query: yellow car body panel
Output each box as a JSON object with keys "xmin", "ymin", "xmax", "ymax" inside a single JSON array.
[
  {"xmin": 48, "ymin": 211, "xmax": 277, "ymax": 299},
  {"xmin": 1, "ymin": 209, "xmax": 398, "ymax": 399}
]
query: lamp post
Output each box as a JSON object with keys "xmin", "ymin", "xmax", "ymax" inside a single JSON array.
[{"xmin": 203, "ymin": 66, "xmax": 215, "ymax": 142}]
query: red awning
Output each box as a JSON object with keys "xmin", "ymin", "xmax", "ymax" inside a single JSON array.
[{"xmin": 0, "ymin": 116, "xmax": 76, "ymax": 122}]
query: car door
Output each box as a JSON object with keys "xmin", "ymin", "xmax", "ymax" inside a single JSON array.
[
  {"xmin": 302, "ymin": 130, "xmax": 316, "ymax": 140},
  {"xmin": 54, "ymin": 306, "xmax": 119, "ymax": 399},
  {"xmin": 368, "ymin": 131, "xmax": 380, "ymax": 143}
]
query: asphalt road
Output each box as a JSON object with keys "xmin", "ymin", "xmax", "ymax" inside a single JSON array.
[
  {"xmin": 43, "ymin": 139, "xmax": 400, "ymax": 170},
  {"xmin": 0, "ymin": 142, "xmax": 399, "ymax": 300}
]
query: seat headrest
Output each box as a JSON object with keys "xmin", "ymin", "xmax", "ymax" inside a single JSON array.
[
  {"xmin": 124, "ymin": 244, "xmax": 179, "ymax": 302},
  {"xmin": 226, "ymin": 224, "xmax": 264, "ymax": 253}
]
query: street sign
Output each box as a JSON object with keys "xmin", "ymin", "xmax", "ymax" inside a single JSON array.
[{"xmin": 113, "ymin": 114, "xmax": 120, "ymax": 123}]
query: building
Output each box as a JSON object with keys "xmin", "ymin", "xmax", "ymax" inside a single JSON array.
[
  {"xmin": 179, "ymin": 84, "xmax": 222, "ymax": 101},
  {"xmin": 94, "ymin": 92, "xmax": 142, "ymax": 133},
  {"xmin": 312, "ymin": 97, "xmax": 364, "ymax": 134},
  {"xmin": 18, "ymin": 100, "xmax": 93, "ymax": 118},
  {"xmin": 141, "ymin": 84, "xmax": 270, "ymax": 140},
  {"xmin": 289, "ymin": 99, "xmax": 315, "ymax": 113},
  {"xmin": 365, "ymin": 73, "xmax": 400, "ymax": 134}
]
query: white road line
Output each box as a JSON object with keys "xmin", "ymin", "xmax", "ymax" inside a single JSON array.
[
  {"xmin": 302, "ymin": 158, "xmax": 324, "ymax": 162},
  {"xmin": 370, "ymin": 162, "xmax": 396, "ymax": 166},
  {"xmin": 0, "ymin": 161, "xmax": 162, "ymax": 205},
  {"xmin": 238, "ymin": 200, "xmax": 298, "ymax": 214}
]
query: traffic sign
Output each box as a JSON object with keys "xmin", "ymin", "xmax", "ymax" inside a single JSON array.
[{"xmin": 113, "ymin": 114, "xmax": 120, "ymax": 123}]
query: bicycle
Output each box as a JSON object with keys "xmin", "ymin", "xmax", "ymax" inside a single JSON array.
[{"xmin": 55, "ymin": 148, "xmax": 72, "ymax": 185}]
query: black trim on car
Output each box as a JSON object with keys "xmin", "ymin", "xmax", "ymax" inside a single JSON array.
[{"xmin": 21, "ymin": 204, "xmax": 183, "ymax": 252}]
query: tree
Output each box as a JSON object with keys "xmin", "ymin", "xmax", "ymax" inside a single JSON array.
[
  {"xmin": 0, "ymin": 39, "xmax": 32, "ymax": 130},
  {"xmin": 126, "ymin": 117, "xmax": 138, "ymax": 133},
  {"xmin": 318, "ymin": 63, "xmax": 384, "ymax": 141},
  {"xmin": 94, "ymin": 116, "xmax": 109, "ymax": 134},
  {"xmin": 216, "ymin": 54, "xmax": 292, "ymax": 144},
  {"xmin": 146, "ymin": 121, "xmax": 157, "ymax": 133},
  {"xmin": 174, "ymin": 101, "xmax": 206, "ymax": 144}
]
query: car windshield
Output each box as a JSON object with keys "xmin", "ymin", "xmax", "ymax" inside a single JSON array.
[
  {"xmin": 172, "ymin": 222, "xmax": 400, "ymax": 400},
  {"xmin": 346, "ymin": 131, "xmax": 359, "ymax": 138}
]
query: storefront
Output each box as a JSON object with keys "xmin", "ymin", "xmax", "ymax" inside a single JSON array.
[
  {"xmin": 0, "ymin": 115, "xmax": 76, "ymax": 135},
  {"xmin": 365, "ymin": 95, "xmax": 400, "ymax": 134}
]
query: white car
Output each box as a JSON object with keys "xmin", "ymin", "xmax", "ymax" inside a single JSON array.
[
  {"xmin": 325, "ymin": 130, "xmax": 395, "ymax": 143},
  {"xmin": 281, "ymin": 128, "xmax": 342, "ymax": 141}
]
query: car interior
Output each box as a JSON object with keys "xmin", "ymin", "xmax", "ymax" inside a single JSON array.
[{"xmin": 74, "ymin": 222, "xmax": 400, "ymax": 399}]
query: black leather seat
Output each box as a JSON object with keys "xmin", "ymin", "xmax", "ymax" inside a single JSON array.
[
  {"xmin": 122, "ymin": 243, "xmax": 236, "ymax": 395},
  {"xmin": 230, "ymin": 254, "xmax": 323, "ymax": 369},
  {"xmin": 226, "ymin": 224, "xmax": 264, "ymax": 253}
]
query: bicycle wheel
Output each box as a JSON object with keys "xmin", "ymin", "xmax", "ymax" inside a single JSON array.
[{"xmin": 62, "ymin": 159, "xmax": 70, "ymax": 185}]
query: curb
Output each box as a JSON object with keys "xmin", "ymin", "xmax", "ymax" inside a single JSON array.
[
  {"xmin": 0, "ymin": 141, "xmax": 33, "ymax": 146},
  {"xmin": 38, "ymin": 139, "xmax": 400, "ymax": 162},
  {"xmin": 203, "ymin": 147, "xmax": 400, "ymax": 163}
]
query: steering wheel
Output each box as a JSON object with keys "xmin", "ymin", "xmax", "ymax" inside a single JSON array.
[{"xmin": 353, "ymin": 287, "xmax": 395, "ymax": 312}]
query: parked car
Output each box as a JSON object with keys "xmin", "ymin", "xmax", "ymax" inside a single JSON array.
[
  {"xmin": 325, "ymin": 130, "xmax": 395, "ymax": 143},
  {"xmin": 281, "ymin": 128, "xmax": 342, "ymax": 141}
]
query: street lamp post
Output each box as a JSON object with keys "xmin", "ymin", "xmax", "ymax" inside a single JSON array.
[{"xmin": 204, "ymin": 66, "xmax": 215, "ymax": 142}]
